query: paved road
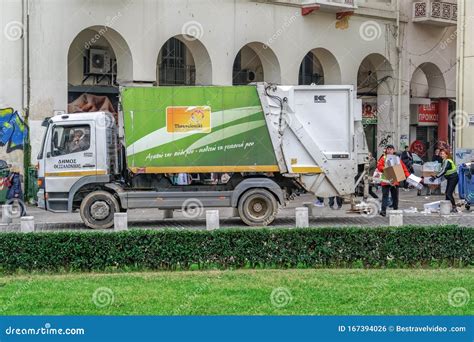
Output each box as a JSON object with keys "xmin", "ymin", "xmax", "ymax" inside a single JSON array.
[{"xmin": 1, "ymin": 189, "xmax": 472, "ymax": 232}]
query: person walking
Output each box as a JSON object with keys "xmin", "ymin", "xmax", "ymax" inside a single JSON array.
[
  {"xmin": 401, "ymin": 146, "xmax": 414, "ymax": 190},
  {"xmin": 6, "ymin": 167, "xmax": 26, "ymax": 217},
  {"xmin": 429, "ymin": 149, "xmax": 459, "ymax": 213},
  {"xmin": 328, "ymin": 196, "xmax": 343, "ymax": 210},
  {"xmin": 314, "ymin": 197, "xmax": 325, "ymax": 207},
  {"xmin": 377, "ymin": 145, "xmax": 411, "ymax": 217}
]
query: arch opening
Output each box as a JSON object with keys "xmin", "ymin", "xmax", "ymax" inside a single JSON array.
[
  {"xmin": 67, "ymin": 26, "xmax": 133, "ymax": 113},
  {"xmin": 356, "ymin": 53, "xmax": 395, "ymax": 157},
  {"xmin": 232, "ymin": 42, "xmax": 281, "ymax": 85},
  {"xmin": 409, "ymin": 62, "xmax": 449, "ymax": 160},
  {"xmin": 157, "ymin": 35, "xmax": 212, "ymax": 86},
  {"xmin": 298, "ymin": 48, "xmax": 341, "ymax": 85}
]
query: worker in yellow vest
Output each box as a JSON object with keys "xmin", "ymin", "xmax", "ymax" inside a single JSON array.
[{"xmin": 429, "ymin": 149, "xmax": 458, "ymax": 213}]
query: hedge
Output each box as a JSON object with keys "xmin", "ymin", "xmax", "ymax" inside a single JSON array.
[{"xmin": 0, "ymin": 226, "xmax": 472, "ymax": 272}]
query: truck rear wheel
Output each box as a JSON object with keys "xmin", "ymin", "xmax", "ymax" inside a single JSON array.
[
  {"xmin": 80, "ymin": 191, "xmax": 120, "ymax": 229},
  {"xmin": 238, "ymin": 188, "xmax": 278, "ymax": 226}
]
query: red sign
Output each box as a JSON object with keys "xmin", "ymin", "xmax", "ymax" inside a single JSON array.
[
  {"xmin": 410, "ymin": 140, "xmax": 427, "ymax": 157},
  {"xmin": 418, "ymin": 102, "xmax": 439, "ymax": 124}
]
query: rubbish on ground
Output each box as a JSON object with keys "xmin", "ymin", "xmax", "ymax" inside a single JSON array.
[{"xmin": 423, "ymin": 201, "xmax": 441, "ymax": 213}]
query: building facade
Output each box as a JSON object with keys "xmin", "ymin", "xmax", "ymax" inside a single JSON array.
[
  {"xmin": 456, "ymin": 0, "xmax": 474, "ymax": 163},
  {"xmin": 0, "ymin": 0, "xmax": 458, "ymax": 174}
]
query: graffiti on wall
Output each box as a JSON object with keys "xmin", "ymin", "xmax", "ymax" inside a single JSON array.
[
  {"xmin": 378, "ymin": 132, "xmax": 393, "ymax": 148},
  {"xmin": 0, "ymin": 108, "xmax": 29, "ymax": 153}
]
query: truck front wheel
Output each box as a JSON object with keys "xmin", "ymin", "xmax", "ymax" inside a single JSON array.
[
  {"xmin": 238, "ymin": 188, "xmax": 278, "ymax": 226},
  {"xmin": 80, "ymin": 191, "xmax": 120, "ymax": 229}
]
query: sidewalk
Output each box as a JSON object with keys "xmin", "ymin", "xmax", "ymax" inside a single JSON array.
[{"xmin": 1, "ymin": 188, "xmax": 472, "ymax": 231}]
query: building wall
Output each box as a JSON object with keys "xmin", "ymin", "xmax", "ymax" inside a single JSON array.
[
  {"xmin": 400, "ymin": 0, "xmax": 457, "ymax": 158},
  {"xmin": 457, "ymin": 0, "xmax": 474, "ymax": 152},
  {"xmin": 0, "ymin": 0, "xmax": 458, "ymax": 171},
  {"xmin": 0, "ymin": 0, "xmax": 25, "ymax": 171}
]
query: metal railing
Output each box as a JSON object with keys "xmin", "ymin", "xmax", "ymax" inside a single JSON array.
[{"xmin": 413, "ymin": 1, "xmax": 457, "ymax": 23}]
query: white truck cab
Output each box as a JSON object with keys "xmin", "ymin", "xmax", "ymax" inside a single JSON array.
[{"xmin": 37, "ymin": 112, "xmax": 118, "ymax": 213}]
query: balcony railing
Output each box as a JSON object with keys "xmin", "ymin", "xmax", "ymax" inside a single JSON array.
[
  {"xmin": 413, "ymin": 1, "xmax": 457, "ymax": 26},
  {"xmin": 261, "ymin": 0, "xmax": 357, "ymax": 13}
]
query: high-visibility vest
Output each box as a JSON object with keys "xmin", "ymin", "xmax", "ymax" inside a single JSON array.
[{"xmin": 444, "ymin": 159, "xmax": 457, "ymax": 176}]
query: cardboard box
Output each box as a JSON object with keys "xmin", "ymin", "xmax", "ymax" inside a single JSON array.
[
  {"xmin": 386, "ymin": 155, "xmax": 401, "ymax": 167},
  {"xmin": 383, "ymin": 164, "xmax": 406, "ymax": 183},
  {"xmin": 422, "ymin": 162, "xmax": 441, "ymax": 174},
  {"xmin": 407, "ymin": 174, "xmax": 423, "ymax": 189},
  {"xmin": 422, "ymin": 171, "xmax": 437, "ymax": 178},
  {"xmin": 422, "ymin": 168, "xmax": 442, "ymax": 185}
]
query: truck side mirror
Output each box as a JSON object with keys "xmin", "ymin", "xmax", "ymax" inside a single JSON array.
[{"xmin": 41, "ymin": 117, "xmax": 51, "ymax": 127}]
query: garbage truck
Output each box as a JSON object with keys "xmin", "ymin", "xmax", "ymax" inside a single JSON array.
[{"xmin": 36, "ymin": 83, "xmax": 368, "ymax": 228}]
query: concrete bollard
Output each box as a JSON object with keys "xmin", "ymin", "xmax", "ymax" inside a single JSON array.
[
  {"xmin": 295, "ymin": 207, "xmax": 309, "ymax": 228},
  {"xmin": 440, "ymin": 200, "xmax": 452, "ymax": 216},
  {"xmin": 303, "ymin": 203, "xmax": 314, "ymax": 218},
  {"xmin": 206, "ymin": 210, "xmax": 219, "ymax": 230},
  {"xmin": 114, "ymin": 212, "xmax": 128, "ymax": 231},
  {"xmin": 163, "ymin": 209, "xmax": 173, "ymax": 219},
  {"xmin": 1, "ymin": 205, "xmax": 13, "ymax": 224},
  {"xmin": 388, "ymin": 210, "xmax": 403, "ymax": 227},
  {"xmin": 20, "ymin": 216, "xmax": 35, "ymax": 233}
]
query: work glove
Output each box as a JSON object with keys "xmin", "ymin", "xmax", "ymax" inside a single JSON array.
[{"xmin": 429, "ymin": 176, "xmax": 436, "ymax": 182}]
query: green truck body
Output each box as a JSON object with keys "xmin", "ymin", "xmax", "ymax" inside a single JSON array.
[{"xmin": 122, "ymin": 86, "xmax": 278, "ymax": 173}]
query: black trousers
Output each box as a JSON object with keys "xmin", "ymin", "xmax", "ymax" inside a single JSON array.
[
  {"xmin": 381, "ymin": 186, "xmax": 399, "ymax": 213},
  {"xmin": 369, "ymin": 185, "xmax": 379, "ymax": 199},
  {"xmin": 329, "ymin": 196, "xmax": 343, "ymax": 207},
  {"xmin": 445, "ymin": 173, "xmax": 459, "ymax": 208}
]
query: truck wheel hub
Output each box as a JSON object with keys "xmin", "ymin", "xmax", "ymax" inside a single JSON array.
[
  {"xmin": 253, "ymin": 202, "xmax": 263, "ymax": 212},
  {"xmin": 248, "ymin": 198, "xmax": 268, "ymax": 218},
  {"xmin": 90, "ymin": 201, "xmax": 110, "ymax": 220}
]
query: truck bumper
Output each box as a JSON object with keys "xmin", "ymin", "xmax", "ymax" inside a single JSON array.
[{"xmin": 37, "ymin": 189, "xmax": 45, "ymax": 209}]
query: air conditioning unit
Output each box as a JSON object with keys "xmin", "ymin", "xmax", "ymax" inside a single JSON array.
[
  {"xmin": 88, "ymin": 48, "xmax": 110, "ymax": 75},
  {"xmin": 243, "ymin": 69, "xmax": 257, "ymax": 83}
]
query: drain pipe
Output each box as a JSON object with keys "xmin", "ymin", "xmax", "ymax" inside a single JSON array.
[
  {"xmin": 21, "ymin": 0, "xmax": 30, "ymax": 124},
  {"xmin": 22, "ymin": 0, "xmax": 31, "ymax": 200},
  {"xmin": 456, "ymin": 0, "xmax": 465, "ymax": 150},
  {"xmin": 396, "ymin": 0, "xmax": 403, "ymax": 150}
]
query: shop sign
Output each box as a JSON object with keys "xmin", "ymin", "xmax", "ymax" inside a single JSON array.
[{"xmin": 418, "ymin": 102, "xmax": 439, "ymax": 124}]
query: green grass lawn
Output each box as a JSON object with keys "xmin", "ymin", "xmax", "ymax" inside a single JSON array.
[{"xmin": 0, "ymin": 269, "xmax": 472, "ymax": 315}]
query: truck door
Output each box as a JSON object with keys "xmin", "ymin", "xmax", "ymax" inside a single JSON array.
[{"xmin": 43, "ymin": 121, "xmax": 97, "ymax": 212}]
